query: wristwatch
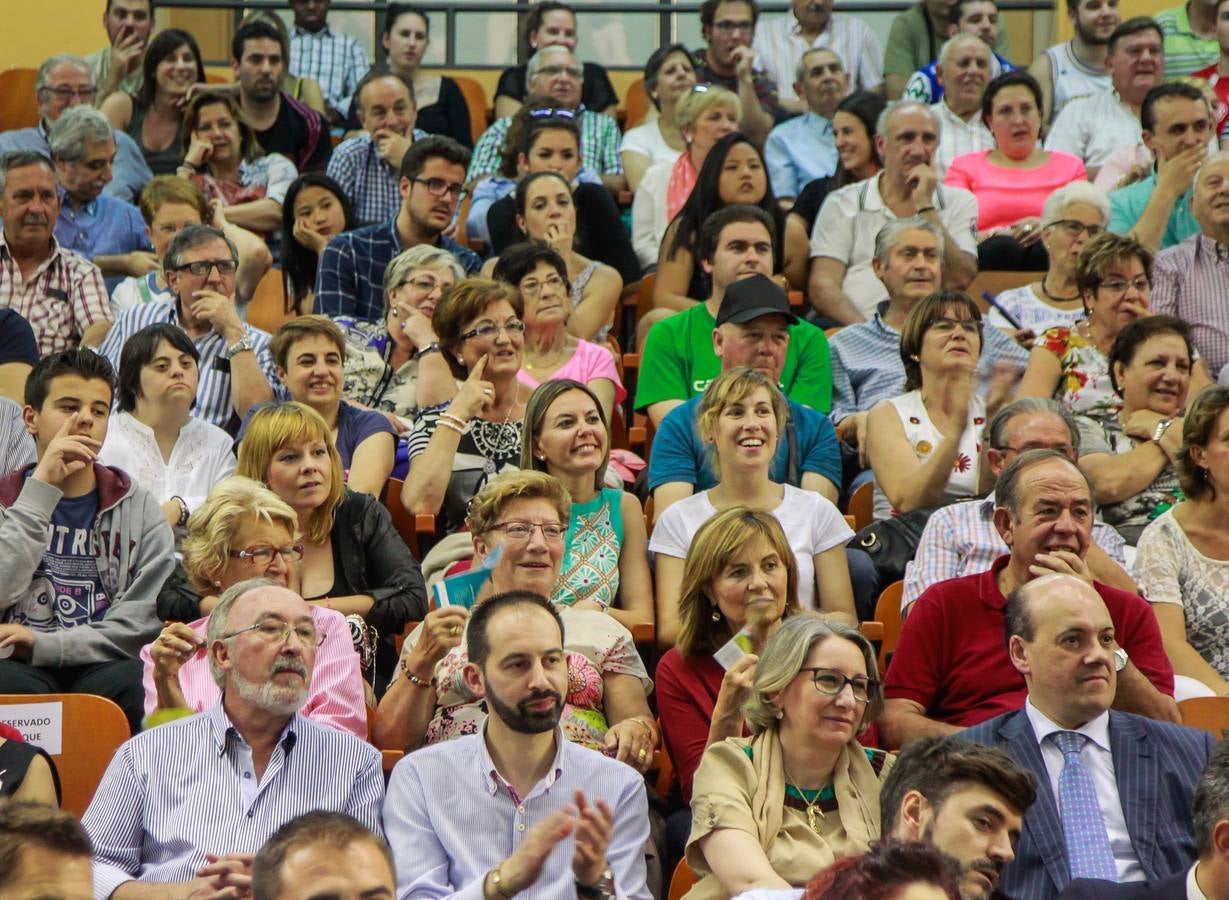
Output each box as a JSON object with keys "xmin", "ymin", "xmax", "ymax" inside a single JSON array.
[
  {"xmin": 412, "ymin": 341, "xmax": 441, "ymax": 361},
  {"xmin": 576, "ymin": 869, "xmax": 615, "ymax": 900},
  {"xmin": 223, "ymin": 334, "xmax": 255, "ymax": 360},
  {"xmin": 1152, "ymin": 418, "xmax": 1174, "ymax": 442},
  {"xmin": 1114, "ymin": 647, "xmax": 1129, "ymax": 673}
]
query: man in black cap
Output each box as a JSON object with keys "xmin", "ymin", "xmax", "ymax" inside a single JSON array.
[{"xmin": 634, "ymin": 204, "xmax": 835, "ymax": 428}]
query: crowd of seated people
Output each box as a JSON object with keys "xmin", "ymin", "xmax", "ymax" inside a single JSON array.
[{"xmin": 8, "ymin": 0, "xmax": 1229, "ymax": 897}]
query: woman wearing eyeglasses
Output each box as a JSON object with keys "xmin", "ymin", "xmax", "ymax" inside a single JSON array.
[
  {"xmin": 376, "ymin": 470, "xmax": 657, "ymax": 772},
  {"xmin": 944, "ymin": 72, "xmax": 1087, "ymax": 272},
  {"xmin": 98, "ymin": 323, "xmax": 236, "ymax": 543},
  {"xmin": 983, "ymin": 182, "xmax": 1109, "ymax": 346},
  {"xmin": 686, "ymin": 613, "xmax": 892, "ymax": 900},
  {"xmin": 401, "ymin": 279, "xmax": 532, "ymax": 534},
  {"xmin": 1017, "ymin": 232, "xmax": 1214, "ymax": 422},
  {"xmin": 331, "ymin": 245, "xmax": 464, "ymax": 433},
  {"xmin": 866, "ymin": 291, "xmax": 1013, "ymax": 518},
  {"xmin": 144, "ymin": 476, "xmax": 368, "ymax": 736}
]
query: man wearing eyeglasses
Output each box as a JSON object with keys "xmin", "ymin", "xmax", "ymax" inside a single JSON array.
[
  {"xmin": 82, "ymin": 578, "xmax": 384, "ymax": 898},
  {"xmin": 1108, "ymin": 82, "xmax": 1212, "ymax": 252},
  {"xmin": 879, "ymin": 448, "xmax": 1178, "ymax": 753},
  {"xmin": 316, "ymin": 135, "xmax": 481, "ymax": 322},
  {"xmin": 902, "ymin": 398, "xmax": 1136, "ymax": 617},
  {"xmin": 99, "ymin": 224, "xmax": 278, "ymax": 433},
  {"xmin": 0, "ymin": 54, "xmax": 152, "ymax": 205},
  {"xmin": 694, "ymin": 0, "xmax": 782, "ymax": 146},
  {"xmin": 0, "ymin": 349, "xmax": 172, "ymax": 735}
]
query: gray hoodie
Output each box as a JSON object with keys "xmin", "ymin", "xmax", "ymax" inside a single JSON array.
[{"xmin": 0, "ymin": 464, "xmax": 173, "ymax": 667}]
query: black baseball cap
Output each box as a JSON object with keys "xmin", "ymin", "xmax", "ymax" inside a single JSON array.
[{"xmin": 714, "ymin": 274, "xmax": 799, "ymax": 327}]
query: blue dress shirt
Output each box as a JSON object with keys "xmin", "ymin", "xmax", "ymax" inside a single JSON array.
[
  {"xmin": 0, "ymin": 122, "xmax": 152, "ymax": 204},
  {"xmin": 54, "ymin": 187, "xmax": 151, "ymax": 293},
  {"xmin": 764, "ymin": 112, "xmax": 838, "ymax": 199}
]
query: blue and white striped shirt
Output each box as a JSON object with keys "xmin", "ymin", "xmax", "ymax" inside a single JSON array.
[
  {"xmin": 0, "ymin": 398, "xmax": 35, "ymax": 477},
  {"xmin": 327, "ymin": 129, "xmax": 431, "ymax": 227},
  {"xmin": 289, "ymin": 24, "xmax": 370, "ymax": 116},
  {"xmin": 384, "ymin": 725, "xmax": 651, "ymax": 900},
  {"xmin": 97, "ymin": 299, "xmax": 277, "ymax": 431},
  {"xmin": 83, "ymin": 703, "xmax": 384, "ymax": 897}
]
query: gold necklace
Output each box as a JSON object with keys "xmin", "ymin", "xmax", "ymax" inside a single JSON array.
[
  {"xmin": 785, "ymin": 770, "xmax": 825, "ymax": 833},
  {"xmin": 524, "ymin": 339, "xmax": 570, "ymax": 372}
]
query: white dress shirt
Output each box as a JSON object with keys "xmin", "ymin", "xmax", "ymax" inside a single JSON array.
[
  {"xmin": 1024, "ymin": 699, "xmax": 1145, "ymax": 883},
  {"xmin": 1044, "ymin": 89, "xmax": 1142, "ymax": 173},
  {"xmin": 932, "ymin": 99, "xmax": 994, "ymax": 178},
  {"xmin": 752, "ymin": 12, "xmax": 885, "ymax": 96}
]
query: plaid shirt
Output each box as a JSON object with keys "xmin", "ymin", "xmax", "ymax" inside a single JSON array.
[
  {"xmin": 97, "ymin": 299, "xmax": 276, "ymax": 431},
  {"xmin": 1151, "ymin": 233, "xmax": 1229, "ymax": 378},
  {"xmin": 326, "ymin": 129, "xmax": 429, "ymax": 227},
  {"xmin": 467, "ymin": 107, "xmax": 623, "ymax": 182},
  {"xmin": 315, "ymin": 219, "xmax": 481, "ymax": 321},
  {"xmin": 0, "ymin": 233, "xmax": 110, "ymax": 355},
  {"xmin": 289, "ymin": 24, "xmax": 370, "ymax": 115},
  {"xmin": 692, "ymin": 49, "xmax": 783, "ymax": 123}
]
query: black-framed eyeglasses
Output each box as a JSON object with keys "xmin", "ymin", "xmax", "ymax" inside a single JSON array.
[
  {"xmin": 221, "ymin": 620, "xmax": 324, "ymax": 648},
  {"xmin": 519, "ymin": 274, "xmax": 567, "ymax": 297},
  {"xmin": 488, "ymin": 521, "xmax": 567, "ymax": 542},
  {"xmin": 1046, "ymin": 220, "xmax": 1104, "ymax": 238},
  {"xmin": 227, "ymin": 543, "xmax": 304, "ymax": 564},
  {"xmin": 412, "ymin": 177, "xmax": 466, "ymax": 199},
  {"xmin": 39, "ymin": 86, "xmax": 98, "ymax": 100},
  {"xmin": 173, "ymin": 259, "xmax": 239, "ymax": 277},
  {"xmin": 995, "ymin": 444, "xmax": 1078, "ymax": 462},
  {"xmin": 798, "ymin": 667, "xmax": 879, "ymax": 702},
  {"xmin": 528, "ymin": 107, "xmax": 578, "ymax": 119},
  {"xmin": 459, "ymin": 319, "xmax": 526, "ymax": 341}
]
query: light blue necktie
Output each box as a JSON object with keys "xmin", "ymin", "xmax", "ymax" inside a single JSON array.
[{"xmin": 1051, "ymin": 730, "xmax": 1118, "ymax": 882}]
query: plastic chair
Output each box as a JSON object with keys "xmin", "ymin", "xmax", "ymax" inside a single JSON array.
[
  {"xmin": 450, "ymin": 75, "xmax": 492, "ymax": 144},
  {"xmin": 623, "ymin": 78, "xmax": 650, "ymax": 130},
  {"xmin": 652, "ymin": 720, "xmax": 673, "ymax": 800},
  {"xmin": 847, "ymin": 480, "xmax": 873, "ymax": 531},
  {"xmin": 384, "ymin": 477, "xmax": 440, "ymax": 560},
  {"xmin": 0, "ymin": 693, "xmax": 130, "ymax": 817},
  {"xmin": 667, "ymin": 859, "xmax": 697, "ymax": 900},
  {"xmin": 245, "ymin": 267, "xmax": 291, "ymax": 333},
  {"xmin": 1179, "ymin": 697, "xmax": 1229, "ymax": 740},
  {"xmin": 966, "ymin": 271, "xmax": 1035, "ymax": 312},
  {"xmin": 0, "ymin": 69, "xmax": 39, "ymax": 131},
  {"xmin": 873, "ymin": 581, "xmax": 904, "ymax": 675}
]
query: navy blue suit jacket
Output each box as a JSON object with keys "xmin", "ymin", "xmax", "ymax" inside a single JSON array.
[
  {"xmin": 1057, "ymin": 871, "xmax": 1187, "ymax": 899},
  {"xmin": 962, "ymin": 708, "xmax": 1213, "ymax": 900}
]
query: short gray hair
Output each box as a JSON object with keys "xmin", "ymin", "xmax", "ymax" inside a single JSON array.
[
  {"xmin": 1195, "ymin": 150, "xmax": 1229, "ymax": 192},
  {"xmin": 794, "ymin": 45, "xmax": 845, "ymax": 84},
  {"xmin": 995, "ymin": 448, "xmax": 1095, "ymax": 520},
  {"xmin": 35, "ymin": 54, "xmax": 91, "ymax": 93},
  {"xmin": 743, "ymin": 612, "xmax": 883, "ymax": 735},
  {"xmin": 985, "ymin": 398, "xmax": 1080, "ymax": 453},
  {"xmin": 0, "ymin": 151, "xmax": 54, "ymax": 195},
  {"xmin": 877, "ymin": 100, "xmax": 942, "ymax": 144},
  {"xmin": 48, "ymin": 106, "xmax": 115, "ymax": 163},
  {"xmin": 938, "ymin": 33, "xmax": 991, "ymax": 69},
  {"xmin": 1194, "ymin": 740, "xmax": 1229, "ymax": 856},
  {"xmin": 206, "ymin": 576, "xmax": 283, "ymax": 688},
  {"xmin": 381, "ymin": 244, "xmax": 466, "ymax": 316},
  {"xmin": 526, "ymin": 45, "xmax": 576, "ymax": 83},
  {"xmin": 164, "ymin": 224, "xmax": 239, "ymax": 273},
  {"xmin": 1040, "ymin": 181, "xmax": 1110, "ymax": 228},
  {"xmin": 873, "ymin": 215, "xmax": 945, "ymax": 266}
]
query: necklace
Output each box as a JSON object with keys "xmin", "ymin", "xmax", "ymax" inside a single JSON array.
[
  {"xmin": 471, "ymin": 391, "xmax": 524, "ymax": 474},
  {"xmin": 524, "ymin": 339, "xmax": 570, "ymax": 372},
  {"xmin": 1040, "ymin": 275, "xmax": 1080, "ymax": 303},
  {"xmin": 785, "ymin": 770, "xmax": 826, "ymax": 833}
]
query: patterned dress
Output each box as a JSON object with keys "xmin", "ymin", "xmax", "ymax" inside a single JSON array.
[
  {"xmin": 333, "ymin": 317, "xmax": 422, "ymax": 419},
  {"xmin": 554, "ymin": 488, "xmax": 624, "ymax": 609},
  {"xmin": 1035, "ymin": 322, "xmax": 1121, "ymax": 422}
]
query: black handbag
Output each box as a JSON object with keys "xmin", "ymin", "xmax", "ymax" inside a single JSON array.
[{"xmin": 848, "ymin": 506, "xmax": 935, "ymax": 586}]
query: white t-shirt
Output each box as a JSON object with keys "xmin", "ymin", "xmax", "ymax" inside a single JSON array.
[
  {"xmin": 648, "ymin": 483, "xmax": 853, "ymax": 611},
  {"xmin": 619, "ymin": 121, "xmax": 682, "ymax": 170},
  {"xmin": 110, "ymin": 272, "xmax": 174, "ymax": 317},
  {"xmin": 1044, "ymin": 89, "xmax": 1142, "ymax": 173},
  {"xmin": 986, "ymin": 284, "xmax": 1085, "ymax": 335},
  {"xmin": 631, "ymin": 159, "xmax": 673, "ymax": 270}
]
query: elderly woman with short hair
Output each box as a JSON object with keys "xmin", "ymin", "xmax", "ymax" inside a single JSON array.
[
  {"xmin": 686, "ymin": 613, "xmax": 893, "ymax": 900},
  {"xmin": 619, "ymin": 43, "xmax": 696, "ymax": 191},
  {"xmin": 145, "ymin": 477, "xmax": 367, "ymax": 735}
]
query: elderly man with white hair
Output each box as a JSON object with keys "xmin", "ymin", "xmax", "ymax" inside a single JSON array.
[
  {"xmin": 82, "ymin": 577, "xmax": 384, "ymax": 899},
  {"xmin": 930, "ymin": 34, "xmax": 995, "ymax": 177},
  {"xmin": 466, "ymin": 45, "xmax": 625, "ymax": 192},
  {"xmin": 48, "ymin": 104, "xmax": 153, "ymax": 291},
  {"xmin": 764, "ymin": 46, "xmax": 847, "ymax": 202},
  {"xmin": 0, "ymin": 53, "xmax": 152, "ymax": 203}
]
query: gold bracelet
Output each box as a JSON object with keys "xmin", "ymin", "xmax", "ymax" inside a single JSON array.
[
  {"xmin": 399, "ymin": 656, "xmax": 433, "ymax": 688},
  {"xmin": 491, "ymin": 863, "xmax": 518, "ymax": 898}
]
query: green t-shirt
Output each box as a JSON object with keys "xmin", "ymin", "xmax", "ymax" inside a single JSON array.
[
  {"xmin": 86, "ymin": 47, "xmax": 143, "ymax": 98},
  {"xmin": 1155, "ymin": 4, "xmax": 1219, "ymax": 80},
  {"xmin": 633, "ymin": 303, "xmax": 833, "ymax": 413},
  {"xmin": 884, "ymin": 4, "xmax": 1012, "ymax": 76},
  {"xmin": 1108, "ymin": 173, "xmax": 1200, "ymax": 251}
]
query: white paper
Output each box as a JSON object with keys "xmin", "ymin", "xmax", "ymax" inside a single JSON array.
[{"xmin": 0, "ymin": 701, "xmax": 63, "ymax": 755}]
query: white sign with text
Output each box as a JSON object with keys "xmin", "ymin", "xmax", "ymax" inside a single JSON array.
[{"xmin": 0, "ymin": 702, "xmax": 63, "ymax": 755}]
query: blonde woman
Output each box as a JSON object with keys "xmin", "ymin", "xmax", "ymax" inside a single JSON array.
[
  {"xmin": 651, "ymin": 368, "xmax": 855, "ymax": 647},
  {"xmin": 144, "ymin": 476, "xmax": 367, "ymax": 736}
]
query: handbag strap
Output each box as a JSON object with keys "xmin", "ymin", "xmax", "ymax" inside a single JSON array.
[{"xmin": 786, "ymin": 415, "xmax": 799, "ymax": 486}]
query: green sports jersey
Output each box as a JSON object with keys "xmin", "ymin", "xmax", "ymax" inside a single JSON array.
[{"xmin": 633, "ymin": 303, "xmax": 833, "ymax": 413}]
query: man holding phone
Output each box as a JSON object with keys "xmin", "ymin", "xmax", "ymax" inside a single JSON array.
[{"xmin": 87, "ymin": 0, "xmax": 155, "ymax": 106}]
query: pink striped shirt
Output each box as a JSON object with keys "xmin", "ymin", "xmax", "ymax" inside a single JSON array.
[
  {"xmin": 0, "ymin": 234, "xmax": 110, "ymax": 355},
  {"xmin": 1151, "ymin": 233, "xmax": 1229, "ymax": 378},
  {"xmin": 139, "ymin": 604, "xmax": 368, "ymax": 739}
]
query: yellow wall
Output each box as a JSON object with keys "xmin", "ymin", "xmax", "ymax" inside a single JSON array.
[{"xmin": 0, "ymin": 2, "xmax": 110, "ymax": 67}]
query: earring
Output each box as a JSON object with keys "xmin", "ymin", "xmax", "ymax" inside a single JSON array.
[
  {"xmin": 711, "ymin": 608, "xmax": 722, "ymax": 623},
  {"xmin": 774, "ymin": 708, "xmax": 783, "ymax": 720}
]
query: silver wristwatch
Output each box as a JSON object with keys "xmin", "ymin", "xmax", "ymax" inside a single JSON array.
[
  {"xmin": 223, "ymin": 334, "xmax": 255, "ymax": 359},
  {"xmin": 1152, "ymin": 418, "xmax": 1174, "ymax": 442}
]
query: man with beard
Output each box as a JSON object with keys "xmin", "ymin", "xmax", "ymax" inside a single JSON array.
[
  {"xmin": 232, "ymin": 19, "xmax": 331, "ymax": 175},
  {"xmin": 87, "ymin": 0, "xmax": 154, "ymax": 105},
  {"xmin": 315, "ymin": 136, "xmax": 480, "ymax": 322},
  {"xmin": 880, "ymin": 736, "xmax": 1038, "ymax": 900},
  {"xmin": 82, "ymin": 578, "xmax": 384, "ymax": 899},
  {"xmin": 1028, "ymin": 0, "xmax": 1120, "ymax": 125},
  {"xmin": 753, "ymin": 0, "xmax": 885, "ymax": 102},
  {"xmin": 764, "ymin": 48, "xmax": 848, "ymax": 202},
  {"xmin": 929, "ymin": 35, "xmax": 995, "ymax": 176},
  {"xmin": 383, "ymin": 591, "xmax": 651, "ymax": 900}
]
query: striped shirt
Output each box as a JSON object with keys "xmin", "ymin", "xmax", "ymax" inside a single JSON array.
[
  {"xmin": 327, "ymin": 129, "xmax": 430, "ymax": 227},
  {"xmin": 1044, "ymin": 89, "xmax": 1141, "ymax": 173},
  {"xmin": 0, "ymin": 398, "xmax": 35, "ymax": 476},
  {"xmin": 467, "ymin": 108, "xmax": 623, "ymax": 182},
  {"xmin": 752, "ymin": 12, "xmax": 885, "ymax": 95},
  {"xmin": 0, "ymin": 234, "xmax": 110, "ymax": 355},
  {"xmin": 83, "ymin": 703, "xmax": 384, "ymax": 897},
  {"xmin": 1155, "ymin": 3, "xmax": 1219, "ymax": 80},
  {"xmin": 384, "ymin": 725, "xmax": 651, "ymax": 900},
  {"xmin": 902, "ymin": 492, "xmax": 1130, "ymax": 611},
  {"xmin": 932, "ymin": 100, "xmax": 994, "ymax": 179},
  {"xmin": 315, "ymin": 219, "xmax": 481, "ymax": 322},
  {"xmin": 97, "ymin": 299, "xmax": 277, "ymax": 431},
  {"xmin": 1151, "ymin": 233, "xmax": 1229, "ymax": 377},
  {"xmin": 289, "ymin": 23, "xmax": 370, "ymax": 115}
]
